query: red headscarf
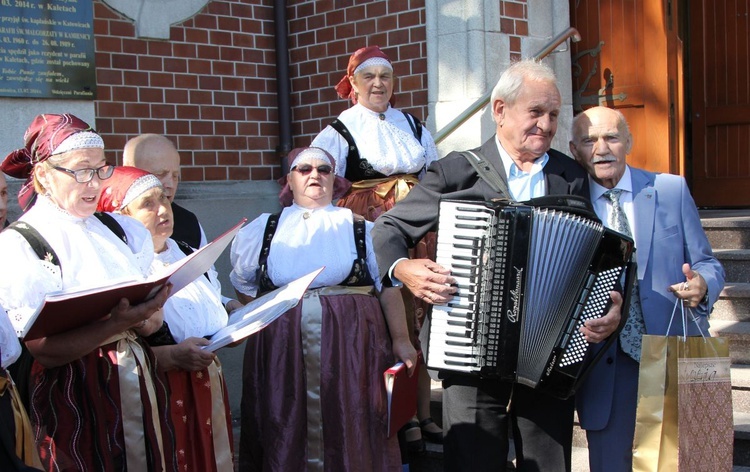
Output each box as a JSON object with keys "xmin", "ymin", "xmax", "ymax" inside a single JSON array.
[
  {"xmin": 334, "ymin": 45, "xmax": 396, "ymax": 106},
  {"xmin": 97, "ymin": 166, "xmax": 162, "ymax": 213},
  {"xmin": 278, "ymin": 147, "xmax": 351, "ymax": 207},
  {"xmin": 1, "ymin": 113, "xmax": 100, "ymax": 212}
]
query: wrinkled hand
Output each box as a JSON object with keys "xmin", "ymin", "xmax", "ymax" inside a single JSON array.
[
  {"xmin": 668, "ymin": 263, "xmax": 707, "ymax": 308},
  {"xmin": 170, "ymin": 337, "xmax": 215, "ymax": 371},
  {"xmin": 581, "ymin": 291, "xmax": 623, "ymax": 343},
  {"xmin": 393, "ymin": 259, "xmax": 456, "ymax": 305},
  {"xmin": 111, "ymin": 284, "xmax": 172, "ymax": 331},
  {"xmin": 392, "ymin": 338, "xmax": 418, "ymax": 376}
]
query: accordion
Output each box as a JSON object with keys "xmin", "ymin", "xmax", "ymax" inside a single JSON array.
[{"xmin": 426, "ymin": 195, "xmax": 635, "ymax": 399}]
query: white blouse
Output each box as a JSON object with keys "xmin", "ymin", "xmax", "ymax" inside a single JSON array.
[
  {"xmin": 1, "ymin": 306, "xmax": 21, "ymax": 369},
  {"xmin": 152, "ymin": 239, "xmax": 227, "ymax": 342},
  {"xmin": 230, "ymin": 204, "xmax": 382, "ymax": 298},
  {"xmin": 311, "ymin": 103, "xmax": 438, "ymax": 178},
  {"xmin": 0, "ymin": 196, "xmax": 154, "ymax": 336}
]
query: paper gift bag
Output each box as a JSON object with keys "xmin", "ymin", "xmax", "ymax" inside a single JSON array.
[{"xmin": 632, "ymin": 334, "xmax": 733, "ymax": 472}]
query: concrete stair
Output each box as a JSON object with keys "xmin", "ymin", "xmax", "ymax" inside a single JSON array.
[{"xmin": 697, "ymin": 211, "xmax": 750, "ymax": 467}]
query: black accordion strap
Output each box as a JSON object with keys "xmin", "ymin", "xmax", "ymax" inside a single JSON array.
[{"xmin": 461, "ymin": 150, "xmax": 511, "ymax": 198}]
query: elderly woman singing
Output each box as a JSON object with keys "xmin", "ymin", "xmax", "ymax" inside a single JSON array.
[
  {"xmin": 0, "ymin": 114, "xmax": 176, "ymax": 472},
  {"xmin": 231, "ymin": 147, "xmax": 417, "ymax": 471}
]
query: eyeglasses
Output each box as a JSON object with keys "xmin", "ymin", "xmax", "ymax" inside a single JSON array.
[
  {"xmin": 52, "ymin": 164, "xmax": 115, "ymax": 183},
  {"xmin": 293, "ymin": 164, "xmax": 333, "ymax": 176}
]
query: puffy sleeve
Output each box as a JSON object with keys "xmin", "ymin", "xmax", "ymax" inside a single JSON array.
[
  {"xmin": 0, "ymin": 306, "xmax": 22, "ymax": 369},
  {"xmin": 310, "ymin": 124, "xmax": 350, "ymax": 177},
  {"xmin": 229, "ymin": 214, "xmax": 271, "ymax": 298},
  {"xmin": 0, "ymin": 229, "xmax": 62, "ymax": 337}
]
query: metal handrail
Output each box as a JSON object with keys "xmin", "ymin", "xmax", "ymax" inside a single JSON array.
[{"xmin": 432, "ymin": 27, "xmax": 582, "ymax": 144}]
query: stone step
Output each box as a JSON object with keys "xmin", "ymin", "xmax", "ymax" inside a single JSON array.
[
  {"xmin": 714, "ymin": 249, "xmax": 750, "ymax": 283},
  {"xmin": 710, "ymin": 320, "xmax": 750, "ymax": 364},
  {"xmin": 734, "ymin": 365, "xmax": 750, "ymax": 414},
  {"xmin": 702, "ymin": 214, "xmax": 750, "ymax": 251},
  {"xmin": 714, "ymin": 283, "xmax": 750, "ymax": 322}
]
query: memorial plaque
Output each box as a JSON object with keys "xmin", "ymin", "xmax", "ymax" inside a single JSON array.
[{"xmin": 0, "ymin": 0, "xmax": 96, "ymax": 99}]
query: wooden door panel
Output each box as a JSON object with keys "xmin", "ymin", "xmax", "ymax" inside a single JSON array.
[
  {"xmin": 571, "ymin": 0, "xmax": 671, "ymax": 175},
  {"xmin": 690, "ymin": 0, "xmax": 750, "ymax": 207}
]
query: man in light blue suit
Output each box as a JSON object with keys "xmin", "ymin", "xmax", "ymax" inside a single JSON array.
[{"xmin": 569, "ymin": 106, "xmax": 725, "ymax": 472}]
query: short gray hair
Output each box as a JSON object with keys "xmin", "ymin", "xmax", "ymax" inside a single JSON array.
[{"xmin": 490, "ymin": 59, "xmax": 558, "ymax": 106}]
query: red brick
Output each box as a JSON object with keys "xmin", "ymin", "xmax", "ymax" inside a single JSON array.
[
  {"xmin": 189, "ymin": 90, "xmax": 213, "ymax": 105},
  {"xmin": 212, "ymin": 2, "xmax": 233, "ymax": 18},
  {"xmin": 97, "ymin": 68, "xmax": 123, "ymax": 85},
  {"xmin": 166, "ymin": 89, "xmax": 190, "ymax": 104},
  {"xmin": 174, "ymin": 102, "xmax": 199, "ymax": 120},
  {"xmin": 188, "ymin": 59, "xmax": 212, "ymax": 75},
  {"xmin": 112, "ymin": 119, "xmax": 140, "ymax": 134},
  {"xmin": 112, "ymin": 54, "xmax": 138, "ymax": 70},
  {"xmin": 367, "ymin": 2, "xmax": 387, "ymax": 18},
  {"xmin": 221, "ymin": 76, "xmax": 244, "ymax": 91},
  {"xmin": 95, "ymin": 52, "xmax": 111, "ymax": 68},
  {"xmin": 250, "ymin": 166, "xmax": 273, "ymax": 181},
  {"xmin": 201, "ymin": 106, "xmax": 223, "ymax": 120},
  {"xmin": 96, "ymin": 85, "xmax": 112, "ymax": 101},
  {"xmin": 98, "ymin": 102, "xmax": 125, "ymax": 118},
  {"xmin": 209, "ymin": 61, "xmax": 232, "ymax": 77},
  {"xmin": 232, "ymin": 32, "xmax": 254, "ymax": 48},
  {"xmin": 96, "ymin": 36, "xmax": 122, "ymax": 53},
  {"xmin": 140, "ymin": 120, "xmax": 166, "ymax": 134},
  {"xmin": 510, "ymin": 35, "xmax": 521, "ymax": 52},
  {"xmin": 151, "ymin": 104, "xmax": 176, "ymax": 119},
  {"xmin": 149, "ymin": 41, "xmax": 173, "ymax": 57},
  {"xmin": 185, "ymin": 28, "xmax": 209, "ymax": 44},
  {"xmin": 174, "ymin": 43, "xmax": 197, "ymax": 58},
  {"xmin": 195, "ymin": 151, "xmax": 217, "ymax": 166},
  {"xmin": 164, "ymin": 58, "xmax": 188, "ymax": 73},
  {"xmin": 169, "ymin": 27, "xmax": 185, "ymax": 43},
  {"xmin": 515, "ymin": 20, "xmax": 528, "ymax": 36},
  {"xmin": 194, "ymin": 14, "xmax": 218, "ymax": 30},
  {"xmin": 210, "ymin": 30, "xmax": 233, "ymax": 47},
  {"xmin": 228, "ymin": 166, "xmax": 250, "ymax": 181},
  {"xmin": 139, "ymin": 56, "xmax": 163, "ymax": 72},
  {"xmin": 503, "ymin": 2, "xmax": 526, "ymax": 19},
  {"xmin": 225, "ymin": 136, "xmax": 248, "ymax": 151},
  {"xmin": 139, "ymin": 88, "xmax": 164, "ymax": 103},
  {"xmin": 122, "ymin": 39, "xmax": 147, "ymax": 55},
  {"xmin": 206, "ymin": 167, "xmax": 228, "ymax": 181},
  {"xmin": 217, "ymin": 152, "xmax": 240, "ymax": 166},
  {"xmin": 388, "ymin": 28, "xmax": 409, "ymax": 45},
  {"xmin": 191, "ymin": 120, "xmax": 214, "ymax": 135},
  {"xmin": 175, "ymin": 74, "xmax": 199, "ymax": 89},
  {"xmin": 215, "ymin": 121, "xmax": 237, "ymax": 136},
  {"xmin": 220, "ymin": 47, "xmax": 243, "ymax": 62},
  {"xmin": 224, "ymin": 106, "xmax": 246, "ymax": 121},
  {"xmin": 124, "ymin": 103, "xmax": 149, "ymax": 118},
  {"xmin": 199, "ymin": 76, "xmax": 222, "ymax": 91},
  {"xmin": 166, "ymin": 120, "xmax": 191, "ymax": 135},
  {"xmin": 95, "ymin": 1, "xmax": 121, "ymax": 20},
  {"xmin": 109, "ymin": 20, "xmax": 135, "ymax": 37},
  {"xmin": 177, "ymin": 135, "xmax": 202, "ymax": 150},
  {"xmin": 240, "ymin": 18, "xmax": 263, "ymax": 35},
  {"xmin": 236, "ymin": 62, "xmax": 257, "ymax": 77},
  {"xmin": 214, "ymin": 91, "xmax": 236, "ymax": 106},
  {"xmin": 112, "ymin": 86, "xmax": 139, "ymax": 102},
  {"xmin": 181, "ymin": 167, "xmax": 204, "ymax": 181}
]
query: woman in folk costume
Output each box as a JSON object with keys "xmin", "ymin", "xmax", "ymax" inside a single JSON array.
[
  {"xmin": 311, "ymin": 45, "xmax": 443, "ymax": 449},
  {"xmin": 97, "ymin": 166, "xmax": 234, "ymax": 472},
  {"xmin": 230, "ymin": 147, "xmax": 417, "ymax": 471},
  {"xmin": 0, "ymin": 306, "xmax": 42, "ymax": 471},
  {"xmin": 0, "ymin": 114, "xmax": 176, "ymax": 472}
]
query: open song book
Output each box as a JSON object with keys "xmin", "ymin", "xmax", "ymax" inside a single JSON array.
[
  {"xmin": 201, "ymin": 267, "xmax": 324, "ymax": 352},
  {"xmin": 16, "ymin": 218, "xmax": 247, "ymax": 341}
]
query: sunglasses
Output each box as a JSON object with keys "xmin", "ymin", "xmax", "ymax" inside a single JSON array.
[{"xmin": 293, "ymin": 164, "xmax": 333, "ymax": 176}]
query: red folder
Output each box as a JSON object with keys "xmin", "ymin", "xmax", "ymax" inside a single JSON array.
[
  {"xmin": 384, "ymin": 353, "xmax": 422, "ymax": 438},
  {"xmin": 20, "ymin": 218, "xmax": 246, "ymax": 341}
]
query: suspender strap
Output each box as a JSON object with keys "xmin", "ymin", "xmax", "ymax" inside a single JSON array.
[
  {"xmin": 94, "ymin": 212, "xmax": 128, "ymax": 245},
  {"xmin": 329, "ymin": 119, "xmax": 360, "ymax": 178},
  {"xmin": 461, "ymin": 150, "xmax": 511, "ymax": 198},
  {"xmin": 402, "ymin": 111, "xmax": 423, "ymax": 142},
  {"xmin": 6, "ymin": 221, "xmax": 61, "ymax": 272}
]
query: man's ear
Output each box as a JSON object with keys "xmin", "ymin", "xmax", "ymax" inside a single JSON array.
[
  {"xmin": 625, "ymin": 133, "xmax": 633, "ymax": 154},
  {"xmin": 569, "ymin": 141, "xmax": 580, "ymax": 161},
  {"xmin": 492, "ymin": 99, "xmax": 506, "ymax": 125}
]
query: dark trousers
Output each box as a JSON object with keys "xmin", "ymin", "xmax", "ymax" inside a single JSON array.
[{"xmin": 442, "ymin": 374, "xmax": 573, "ymax": 472}]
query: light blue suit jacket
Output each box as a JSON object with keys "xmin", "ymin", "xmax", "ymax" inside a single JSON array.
[{"xmin": 576, "ymin": 166, "xmax": 725, "ymax": 430}]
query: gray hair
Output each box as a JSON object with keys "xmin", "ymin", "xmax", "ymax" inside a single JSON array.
[{"xmin": 490, "ymin": 59, "xmax": 559, "ymax": 106}]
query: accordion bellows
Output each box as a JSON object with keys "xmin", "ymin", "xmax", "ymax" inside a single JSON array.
[{"xmin": 427, "ymin": 196, "xmax": 635, "ymax": 399}]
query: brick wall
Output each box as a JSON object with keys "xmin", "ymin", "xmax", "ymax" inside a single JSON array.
[
  {"xmin": 93, "ymin": 0, "xmax": 429, "ymax": 183},
  {"xmin": 285, "ymin": 0, "xmax": 428, "ymax": 147},
  {"xmin": 500, "ymin": 0, "xmax": 528, "ymax": 60},
  {"xmin": 94, "ymin": 0, "xmax": 280, "ymax": 182}
]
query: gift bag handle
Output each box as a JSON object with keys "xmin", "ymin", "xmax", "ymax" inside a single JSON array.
[{"xmin": 665, "ymin": 281, "xmax": 707, "ymax": 340}]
